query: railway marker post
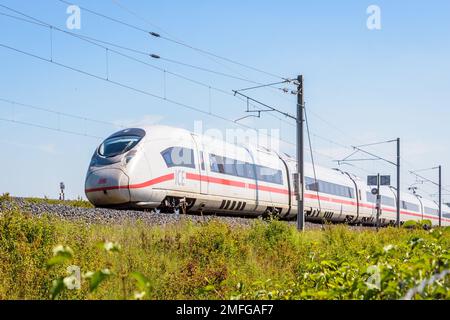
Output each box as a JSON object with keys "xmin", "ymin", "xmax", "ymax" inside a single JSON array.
[
  {"xmin": 368, "ymin": 174, "xmax": 390, "ymax": 231},
  {"xmin": 59, "ymin": 182, "xmax": 65, "ymax": 201}
]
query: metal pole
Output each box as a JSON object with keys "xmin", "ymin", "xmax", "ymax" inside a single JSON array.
[
  {"xmin": 297, "ymin": 75, "xmax": 305, "ymax": 231},
  {"xmin": 439, "ymin": 165, "xmax": 442, "ymax": 227},
  {"xmin": 376, "ymin": 173, "xmax": 380, "ymax": 231},
  {"xmin": 396, "ymin": 138, "xmax": 401, "ymax": 227}
]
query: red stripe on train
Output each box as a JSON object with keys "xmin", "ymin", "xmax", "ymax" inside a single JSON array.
[
  {"xmin": 85, "ymin": 173, "xmax": 174, "ymax": 193},
  {"xmin": 85, "ymin": 172, "xmax": 449, "ymax": 223}
]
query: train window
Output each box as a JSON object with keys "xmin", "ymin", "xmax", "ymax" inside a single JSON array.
[
  {"xmin": 223, "ymin": 157, "xmax": 237, "ymax": 176},
  {"xmin": 424, "ymin": 207, "xmax": 438, "ymax": 215},
  {"xmin": 208, "ymin": 154, "xmax": 282, "ymax": 184},
  {"xmin": 305, "ymin": 177, "xmax": 319, "ymax": 191},
  {"xmin": 245, "ymin": 163, "xmax": 256, "ymax": 179},
  {"xmin": 161, "ymin": 147, "xmax": 195, "ymax": 169},
  {"xmin": 402, "ymin": 201, "xmax": 419, "ymax": 212},
  {"xmin": 322, "ymin": 181, "xmax": 329, "ymax": 194},
  {"xmin": 98, "ymin": 135, "xmax": 142, "ymax": 158},
  {"xmin": 307, "ymin": 177, "xmax": 354, "ymax": 198},
  {"xmin": 381, "ymin": 197, "xmax": 395, "ymax": 207},
  {"xmin": 209, "ymin": 155, "xmax": 219, "ymax": 172},
  {"xmin": 366, "ymin": 192, "xmax": 376, "ymax": 203},
  {"xmin": 330, "ymin": 183, "xmax": 338, "ymax": 196},
  {"xmin": 349, "ymin": 188, "xmax": 355, "ymax": 199},
  {"xmin": 366, "ymin": 193, "xmax": 395, "ymax": 207},
  {"xmin": 256, "ymin": 165, "xmax": 283, "ymax": 184},
  {"xmin": 235, "ymin": 159, "xmax": 246, "ymax": 177},
  {"xmin": 209, "ymin": 155, "xmax": 225, "ymax": 173},
  {"xmin": 199, "ymin": 152, "xmax": 205, "ymax": 170}
]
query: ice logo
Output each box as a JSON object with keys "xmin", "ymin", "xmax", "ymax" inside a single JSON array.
[{"xmin": 66, "ymin": 5, "xmax": 81, "ymax": 30}]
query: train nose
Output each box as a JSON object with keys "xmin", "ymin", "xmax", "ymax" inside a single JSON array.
[{"xmin": 85, "ymin": 168, "xmax": 130, "ymax": 206}]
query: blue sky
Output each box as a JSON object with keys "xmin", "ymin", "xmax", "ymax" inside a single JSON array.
[{"xmin": 0, "ymin": 0, "xmax": 449, "ymax": 203}]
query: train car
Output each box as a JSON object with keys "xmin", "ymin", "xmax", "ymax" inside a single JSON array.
[
  {"xmin": 301, "ymin": 165, "xmax": 360, "ymax": 223},
  {"xmin": 444, "ymin": 208, "xmax": 450, "ymax": 221},
  {"xmin": 359, "ymin": 185, "xmax": 395, "ymax": 226},
  {"xmin": 85, "ymin": 125, "xmax": 450, "ymax": 227},
  {"xmin": 420, "ymin": 197, "xmax": 441, "ymax": 223},
  {"xmin": 85, "ymin": 125, "xmax": 291, "ymax": 217}
]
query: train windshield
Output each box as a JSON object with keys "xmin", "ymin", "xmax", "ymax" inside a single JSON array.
[{"xmin": 98, "ymin": 135, "xmax": 142, "ymax": 157}]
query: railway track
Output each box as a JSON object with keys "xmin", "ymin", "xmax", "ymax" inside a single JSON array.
[{"xmin": 0, "ymin": 197, "xmax": 372, "ymax": 230}]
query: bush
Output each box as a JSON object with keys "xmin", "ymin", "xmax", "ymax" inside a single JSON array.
[{"xmin": 0, "ymin": 207, "xmax": 449, "ymax": 300}]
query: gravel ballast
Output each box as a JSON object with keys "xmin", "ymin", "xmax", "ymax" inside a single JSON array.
[{"xmin": 0, "ymin": 197, "xmax": 370, "ymax": 230}]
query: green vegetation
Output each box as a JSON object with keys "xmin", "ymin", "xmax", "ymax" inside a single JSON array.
[
  {"xmin": 23, "ymin": 197, "xmax": 94, "ymax": 208},
  {"xmin": 0, "ymin": 193, "xmax": 93, "ymax": 208},
  {"xmin": 0, "ymin": 205, "xmax": 449, "ymax": 300},
  {"xmin": 0, "ymin": 192, "xmax": 11, "ymax": 203}
]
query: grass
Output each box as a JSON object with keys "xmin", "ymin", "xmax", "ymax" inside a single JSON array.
[
  {"xmin": 0, "ymin": 203, "xmax": 449, "ymax": 300},
  {"xmin": 23, "ymin": 197, "xmax": 94, "ymax": 208},
  {"xmin": 0, "ymin": 192, "xmax": 94, "ymax": 208}
]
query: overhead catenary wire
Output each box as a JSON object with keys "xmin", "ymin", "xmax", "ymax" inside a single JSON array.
[
  {"xmin": 0, "ymin": 5, "xmax": 300, "ymax": 151},
  {"xmin": 409, "ymin": 170, "xmax": 450, "ymax": 194},
  {"xmin": 0, "ymin": 117, "xmax": 102, "ymax": 140},
  {"xmin": 1, "ymin": 3, "xmax": 442, "ymax": 191},
  {"xmin": 109, "ymin": 0, "xmax": 267, "ymax": 88},
  {"xmin": 0, "ymin": 7, "xmax": 292, "ymax": 120},
  {"xmin": 355, "ymin": 139, "xmax": 398, "ymax": 148},
  {"xmin": 0, "ymin": 42, "xmax": 299, "ymax": 152},
  {"xmin": 0, "ymin": 36, "xmax": 382, "ymax": 179},
  {"xmin": 56, "ymin": 0, "xmax": 287, "ymax": 81},
  {"xmin": 0, "ymin": 7, "xmax": 282, "ymax": 87},
  {"xmin": 0, "ymin": 97, "xmax": 124, "ymax": 128},
  {"xmin": 1, "ymin": 2, "xmax": 300, "ymax": 135},
  {"xmin": 56, "ymin": 0, "xmax": 438, "ymax": 183}
]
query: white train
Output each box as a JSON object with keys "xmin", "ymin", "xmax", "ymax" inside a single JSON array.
[{"xmin": 85, "ymin": 125, "xmax": 450, "ymax": 226}]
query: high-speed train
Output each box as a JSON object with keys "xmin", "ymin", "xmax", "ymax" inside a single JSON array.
[{"xmin": 85, "ymin": 125, "xmax": 450, "ymax": 226}]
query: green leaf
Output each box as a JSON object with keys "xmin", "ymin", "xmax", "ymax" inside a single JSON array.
[
  {"xmin": 52, "ymin": 245, "xmax": 74, "ymax": 257},
  {"xmin": 408, "ymin": 237, "xmax": 424, "ymax": 249},
  {"xmin": 203, "ymin": 284, "xmax": 215, "ymax": 292},
  {"xmin": 419, "ymin": 220, "xmax": 432, "ymax": 229},
  {"xmin": 365, "ymin": 281, "xmax": 380, "ymax": 291},
  {"xmin": 403, "ymin": 220, "xmax": 418, "ymax": 229},
  {"xmin": 46, "ymin": 245, "xmax": 73, "ymax": 268},
  {"xmin": 383, "ymin": 244, "xmax": 396, "ymax": 253},
  {"xmin": 85, "ymin": 269, "xmax": 111, "ymax": 292},
  {"xmin": 97, "ymin": 241, "xmax": 121, "ymax": 253},
  {"xmin": 50, "ymin": 277, "xmax": 65, "ymax": 300},
  {"xmin": 130, "ymin": 272, "xmax": 151, "ymax": 291}
]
